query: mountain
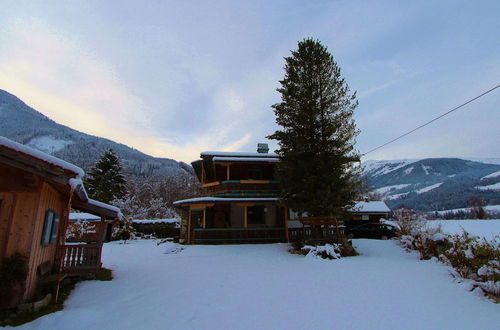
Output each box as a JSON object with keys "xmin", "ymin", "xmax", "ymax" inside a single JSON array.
[
  {"xmin": 363, "ymin": 158, "xmax": 500, "ymax": 211},
  {"xmin": 0, "ymin": 89, "xmax": 192, "ymax": 177}
]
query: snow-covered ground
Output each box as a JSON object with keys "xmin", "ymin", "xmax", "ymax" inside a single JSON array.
[
  {"xmin": 427, "ymin": 220, "xmax": 500, "ymax": 240},
  {"xmin": 16, "ymin": 240, "xmax": 500, "ymax": 330}
]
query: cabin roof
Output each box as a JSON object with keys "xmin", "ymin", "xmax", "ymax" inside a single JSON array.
[
  {"xmin": 0, "ymin": 136, "xmax": 85, "ymax": 177},
  {"xmin": 173, "ymin": 197, "xmax": 279, "ymax": 206},
  {"xmin": 351, "ymin": 201, "xmax": 391, "ymax": 213},
  {"xmin": 69, "ymin": 212, "xmax": 101, "ymax": 220},
  {"xmin": 200, "ymin": 151, "xmax": 278, "ymax": 158},
  {"xmin": 212, "ymin": 156, "xmax": 280, "ymax": 163}
]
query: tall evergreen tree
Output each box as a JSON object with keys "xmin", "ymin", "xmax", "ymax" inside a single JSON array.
[
  {"xmin": 268, "ymin": 38, "xmax": 361, "ymax": 217},
  {"xmin": 87, "ymin": 149, "xmax": 127, "ymax": 204}
]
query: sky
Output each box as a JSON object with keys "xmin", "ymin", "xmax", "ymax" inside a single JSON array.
[{"xmin": 1, "ymin": 0, "xmax": 499, "ymax": 163}]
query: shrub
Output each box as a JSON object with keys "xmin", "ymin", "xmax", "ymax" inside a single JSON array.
[
  {"xmin": 112, "ymin": 217, "xmax": 137, "ymax": 243},
  {"xmin": 393, "ymin": 208, "xmax": 426, "ymax": 236},
  {"xmin": 399, "ymin": 226, "xmax": 500, "ymax": 300},
  {"xmin": 0, "ymin": 253, "xmax": 28, "ymax": 309}
]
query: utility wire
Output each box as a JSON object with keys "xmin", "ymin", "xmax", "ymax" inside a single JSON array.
[{"xmin": 362, "ymin": 83, "xmax": 500, "ymax": 156}]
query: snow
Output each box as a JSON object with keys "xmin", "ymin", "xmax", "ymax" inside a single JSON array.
[
  {"xmin": 174, "ymin": 196, "xmax": 278, "ymax": 205},
  {"xmin": 69, "ymin": 213, "xmax": 101, "ymax": 221},
  {"xmin": 213, "ymin": 156, "xmax": 280, "ymax": 163},
  {"xmin": 25, "ymin": 135, "xmax": 73, "ymax": 154},
  {"xmin": 475, "ymin": 182, "xmax": 500, "ymax": 191},
  {"xmin": 201, "ymin": 151, "xmax": 279, "ymax": 158},
  {"xmin": 362, "ymin": 159, "xmax": 418, "ymax": 176},
  {"xmin": 352, "ymin": 201, "xmax": 391, "ymax": 213},
  {"xmin": 481, "ymin": 170, "xmax": 500, "ymax": 180},
  {"xmin": 434, "ymin": 205, "xmax": 500, "ymax": 215},
  {"xmin": 427, "ymin": 220, "xmax": 500, "ymax": 240},
  {"xmin": 421, "ymin": 164, "xmax": 431, "ymax": 175},
  {"xmin": 416, "ymin": 182, "xmax": 443, "ymax": 194},
  {"xmin": 87, "ymin": 199, "xmax": 121, "ymax": 216},
  {"xmin": 17, "ymin": 239, "xmax": 500, "ymax": 330},
  {"xmin": 403, "ymin": 166, "xmax": 414, "ymax": 175},
  {"xmin": 0, "ymin": 136, "xmax": 84, "ymax": 177},
  {"xmin": 132, "ymin": 218, "xmax": 179, "ymax": 224},
  {"xmin": 375, "ymin": 184, "xmax": 411, "ymax": 195},
  {"xmin": 385, "ymin": 192, "xmax": 409, "ymax": 200}
]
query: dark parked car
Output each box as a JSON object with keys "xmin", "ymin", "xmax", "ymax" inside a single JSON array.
[{"xmin": 346, "ymin": 223, "xmax": 397, "ymax": 240}]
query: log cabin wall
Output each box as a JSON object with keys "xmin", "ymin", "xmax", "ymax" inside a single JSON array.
[
  {"xmin": 0, "ymin": 161, "xmax": 70, "ymax": 302},
  {"xmin": 24, "ymin": 181, "xmax": 68, "ymax": 301}
]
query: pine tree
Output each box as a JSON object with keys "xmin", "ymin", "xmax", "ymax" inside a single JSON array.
[
  {"xmin": 268, "ymin": 38, "xmax": 361, "ymax": 217},
  {"xmin": 87, "ymin": 149, "xmax": 127, "ymax": 204}
]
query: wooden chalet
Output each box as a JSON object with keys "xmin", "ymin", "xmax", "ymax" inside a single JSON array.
[
  {"xmin": 0, "ymin": 136, "xmax": 120, "ymax": 308},
  {"xmin": 174, "ymin": 144, "xmax": 289, "ymax": 244}
]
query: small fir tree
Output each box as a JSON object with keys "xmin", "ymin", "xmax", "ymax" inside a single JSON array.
[
  {"xmin": 268, "ymin": 38, "xmax": 361, "ymax": 217},
  {"xmin": 87, "ymin": 149, "xmax": 127, "ymax": 204}
]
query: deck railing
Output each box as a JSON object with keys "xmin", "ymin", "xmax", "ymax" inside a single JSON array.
[
  {"xmin": 288, "ymin": 226, "xmax": 346, "ymax": 244},
  {"xmin": 60, "ymin": 244, "xmax": 102, "ymax": 274},
  {"xmin": 203, "ymin": 181, "xmax": 280, "ymax": 197},
  {"xmin": 192, "ymin": 227, "xmax": 286, "ymax": 244}
]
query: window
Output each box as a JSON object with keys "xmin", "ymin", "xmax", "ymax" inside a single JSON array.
[
  {"xmin": 41, "ymin": 209, "xmax": 60, "ymax": 246},
  {"xmin": 247, "ymin": 206, "xmax": 266, "ymax": 226},
  {"xmin": 247, "ymin": 166, "xmax": 263, "ymax": 180},
  {"xmin": 361, "ymin": 214, "xmax": 369, "ymax": 221}
]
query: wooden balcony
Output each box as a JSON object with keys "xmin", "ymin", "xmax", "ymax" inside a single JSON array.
[
  {"xmin": 192, "ymin": 227, "xmax": 286, "ymax": 244},
  {"xmin": 60, "ymin": 244, "xmax": 102, "ymax": 275},
  {"xmin": 202, "ymin": 180, "xmax": 280, "ymax": 197}
]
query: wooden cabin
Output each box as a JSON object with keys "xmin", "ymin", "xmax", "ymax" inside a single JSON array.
[
  {"xmin": 344, "ymin": 201, "xmax": 391, "ymax": 227},
  {"xmin": 0, "ymin": 136, "xmax": 120, "ymax": 308},
  {"xmin": 174, "ymin": 144, "xmax": 289, "ymax": 244},
  {"xmin": 67, "ymin": 212, "xmax": 117, "ymax": 243}
]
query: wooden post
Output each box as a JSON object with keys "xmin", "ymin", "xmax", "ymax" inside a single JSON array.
[
  {"xmin": 202, "ymin": 209, "xmax": 206, "ymax": 228},
  {"xmin": 226, "ymin": 164, "xmax": 230, "ymax": 180},
  {"xmin": 243, "ymin": 206, "xmax": 248, "ymax": 228},
  {"xmin": 187, "ymin": 210, "xmax": 192, "ymax": 244},
  {"xmin": 284, "ymin": 207, "xmax": 290, "ymax": 242}
]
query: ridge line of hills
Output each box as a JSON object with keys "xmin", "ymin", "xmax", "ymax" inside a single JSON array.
[{"xmin": 0, "ymin": 89, "xmax": 192, "ymax": 178}]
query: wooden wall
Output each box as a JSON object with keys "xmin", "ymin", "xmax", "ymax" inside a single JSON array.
[{"xmin": 0, "ymin": 163, "xmax": 70, "ymax": 302}]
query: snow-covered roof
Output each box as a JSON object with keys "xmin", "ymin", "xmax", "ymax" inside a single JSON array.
[
  {"xmin": 351, "ymin": 201, "xmax": 391, "ymax": 213},
  {"xmin": 174, "ymin": 197, "xmax": 279, "ymax": 205},
  {"xmin": 69, "ymin": 212, "xmax": 101, "ymax": 221},
  {"xmin": 201, "ymin": 151, "xmax": 278, "ymax": 158},
  {"xmin": 87, "ymin": 199, "xmax": 121, "ymax": 214},
  {"xmin": 0, "ymin": 136, "xmax": 85, "ymax": 177},
  {"xmin": 132, "ymin": 218, "xmax": 180, "ymax": 224},
  {"xmin": 213, "ymin": 156, "xmax": 280, "ymax": 163}
]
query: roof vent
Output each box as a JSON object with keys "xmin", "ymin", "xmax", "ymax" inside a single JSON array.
[{"xmin": 257, "ymin": 143, "xmax": 269, "ymax": 154}]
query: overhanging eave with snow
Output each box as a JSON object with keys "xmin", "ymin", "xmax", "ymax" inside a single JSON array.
[{"xmin": 174, "ymin": 197, "xmax": 279, "ymax": 207}]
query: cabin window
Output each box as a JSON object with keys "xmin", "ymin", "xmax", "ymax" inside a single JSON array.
[
  {"xmin": 362, "ymin": 215, "xmax": 369, "ymax": 221},
  {"xmin": 41, "ymin": 209, "xmax": 60, "ymax": 246},
  {"xmin": 247, "ymin": 166, "xmax": 263, "ymax": 180},
  {"xmin": 247, "ymin": 205, "xmax": 266, "ymax": 226},
  {"xmin": 50, "ymin": 213, "xmax": 60, "ymax": 243}
]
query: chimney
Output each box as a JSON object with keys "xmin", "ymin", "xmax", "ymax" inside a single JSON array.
[{"xmin": 257, "ymin": 143, "xmax": 269, "ymax": 154}]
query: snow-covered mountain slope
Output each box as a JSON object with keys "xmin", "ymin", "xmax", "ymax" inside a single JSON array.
[
  {"xmin": 363, "ymin": 158, "xmax": 500, "ymax": 211},
  {"xmin": 0, "ymin": 89, "xmax": 192, "ymax": 177}
]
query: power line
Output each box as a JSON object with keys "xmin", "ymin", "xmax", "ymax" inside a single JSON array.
[{"xmin": 362, "ymin": 83, "xmax": 500, "ymax": 156}]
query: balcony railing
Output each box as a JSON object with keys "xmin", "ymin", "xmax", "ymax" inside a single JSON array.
[
  {"xmin": 202, "ymin": 180, "xmax": 280, "ymax": 197},
  {"xmin": 192, "ymin": 227, "xmax": 286, "ymax": 244},
  {"xmin": 60, "ymin": 244, "xmax": 102, "ymax": 274}
]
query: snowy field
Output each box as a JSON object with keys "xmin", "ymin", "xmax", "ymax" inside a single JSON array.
[
  {"xmin": 15, "ymin": 239, "xmax": 500, "ymax": 330},
  {"xmin": 427, "ymin": 219, "xmax": 500, "ymax": 240}
]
